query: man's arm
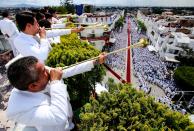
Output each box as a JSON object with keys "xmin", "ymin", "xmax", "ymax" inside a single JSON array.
[
  {"xmin": 62, "ymin": 53, "xmax": 106, "ymax": 78},
  {"xmin": 51, "ymin": 23, "xmax": 66, "ymax": 29},
  {"xmin": 13, "ymin": 69, "xmax": 72, "ymax": 127},
  {"xmin": 46, "ymin": 29, "xmax": 71, "ymax": 38},
  {"xmin": 14, "ymin": 81, "xmax": 71, "ymax": 127},
  {"xmin": 14, "ymin": 37, "xmax": 50, "ymax": 63},
  {"xmin": 46, "ymin": 27, "xmax": 84, "ymax": 38},
  {"xmin": 62, "ymin": 60, "xmax": 95, "ymax": 78}
]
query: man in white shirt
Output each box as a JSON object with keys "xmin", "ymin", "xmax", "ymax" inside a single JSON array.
[
  {"xmin": 38, "ymin": 19, "xmax": 72, "ymax": 44},
  {"xmin": 0, "ymin": 11, "xmax": 19, "ymax": 56},
  {"xmin": 6, "ymin": 53, "xmax": 106, "ymax": 131},
  {"xmin": 14, "ymin": 12, "xmax": 83, "ymax": 63},
  {"xmin": 49, "ymin": 9, "xmax": 69, "ymax": 24}
]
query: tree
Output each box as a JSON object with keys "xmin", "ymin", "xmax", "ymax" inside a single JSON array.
[
  {"xmin": 137, "ymin": 20, "xmax": 147, "ymax": 32},
  {"xmin": 51, "ymin": 6, "xmax": 67, "ymax": 14},
  {"xmin": 152, "ymin": 7, "xmax": 163, "ymax": 14},
  {"xmin": 60, "ymin": 0, "xmax": 75, "ymax": 14},
  {"xmin": 174, "ymin": 66, "xmax": 194, "ymax": 90},
  {"xmin": 176, "ymin": 46, "xmax": 194, "ymax": 67},
  {"xmin": 78, "ymin": 78, "xmax": 194, "ymax": 130},
  {"xmin": 114, "ymin": 16, "xmax": 125, "ymax": 32},
  {"xmin": 84, "ymin": 5, "xmax": 92, "ymax": 13},
  {"xmin": 46, "ymin": 33, "xmax": 106, "ymax": 111}
]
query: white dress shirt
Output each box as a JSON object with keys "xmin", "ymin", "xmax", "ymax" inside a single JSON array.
[
  {"xmin": 7, "ymin": 60, "xmax": 95, "ymax": 131},
  {"xmin": 14, "ymin": 29, "xmax": 71, "ymax": 63},
  {"xmin": 0, "ymin": 18, "xmax": 19, "ymax": 56},
  {"xmin": 47, "ymin": 26, "xmax": 68, "ymax": 44},
  {"xmin": 51, "ymin": 17, "xmax": 67, "ymax": 24},
  {"xmin": 51, "ymin": 23, "xmax": 66, "ymax": 29}
]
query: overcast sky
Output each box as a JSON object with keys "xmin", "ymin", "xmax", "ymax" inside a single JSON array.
[
  {"xmin": 0, "ymin": 0, "xmax": 60, "ymax": 7},
  {"xmin": 0, "ymin": 0, "xmax": 194, "ymax": 7},
  {"xmin": 74, "ymin": 0, "xmax": 194, "ymax": 7}
]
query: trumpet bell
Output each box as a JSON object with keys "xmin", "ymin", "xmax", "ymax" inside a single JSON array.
[{"xmin": 139, "ymin": 38, "xmax": 149, "ymax": 48}]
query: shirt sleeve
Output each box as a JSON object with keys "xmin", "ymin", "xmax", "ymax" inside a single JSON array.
[
  {"xmin": 62, "ymin": 60, "xmax": 94, "ymax": 78},
  {"xmin": 59, "ymin": 18, "xmax": 67, "ymax": 23},
  {"xmin": 15, "ymin": 81, "xmax": 72, "ymax": 127},
  {"xmin": 51, "ymin": 23, "xmax": 66, "ymax": 29},
  {"xmin": 14, "ymin": 37, "xmax": 50, "ymax": 63},
  {"xmin": 9, "ymin": 21, "xmax": 19, "ymax": 37},
  {"xmin": 46, "ymin": 29, "xmax": 71, "ymax": 38}
]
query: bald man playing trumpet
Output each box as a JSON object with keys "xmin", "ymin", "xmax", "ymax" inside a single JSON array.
[{"xmin": 6, "ymin": 52, "xmax": 106, "ymax": 131}]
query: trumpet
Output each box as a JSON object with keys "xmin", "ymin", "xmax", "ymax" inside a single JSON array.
[
  {"xmin": 57, "ymin": 14, "xmax": 86, "ymax": 18},
  {"xmin": 45, "ymin": 24, "xmax": 109, "ymax": 32},
  {"xmin": 5, "ymin": 38, "xmax": 148, "ymax": 77},
  {"xmin": 69, "ymin": 22, "xmax": 99, "ymax": 25},
  {"xmin": 62, "ymin": 38, "xmax": 149, "ymax": 70}
]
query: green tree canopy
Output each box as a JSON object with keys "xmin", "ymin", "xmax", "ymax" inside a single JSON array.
[
  {"xmin": 51, "ymin": 6, "xmax": 67, "ymax": 14},
  {"xmin": 137, "ymin": 20, "xmax": 147, "ymax": 32},
  {"xmin": 174, "ymin": 66, "xmax": 194, "ymax": 90},
  {"xmin": 84, "ymin": 5, "xmax": 93, "ymax": 13},
  {"xmin": 78, "ymin": 78, "xmax": 194, "ymax": 130},
  {"xmin": 115, "ymin": 16, "xmax": 125, "ymax": 31},
  {"xmin": 176, "ymin": 47, "xmax": 194, "ymax": 67},
  {"xmin": 46, "ymin": 33, "xmax": 106, "ymax": 110}
]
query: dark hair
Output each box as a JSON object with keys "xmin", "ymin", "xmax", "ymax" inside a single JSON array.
[
  {"xmin": 45, "ymin": 13, "xmax": 52, "ymax": 20},
  {"xmin": 38, "ymin": 19, "xmax": 51, "ymax": 28},
  {"xmin": 2, "ymin": 11, "xmax": 9, "ymax": 18},
  {"xmin": 36, "ymin": 12, "xmax": 45, "ymax": 22},
  {"xmin": 7, "ymin": 56, "xmax": 39, "ymax": 91},
  {"xmin": 48, "ymin": 9, "xmax": 56, "ymax": 15},
  {"xmin": 16, "ymin": 11, "xmax": 36, "ymax": 31}
]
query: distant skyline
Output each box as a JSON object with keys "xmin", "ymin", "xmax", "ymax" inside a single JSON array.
[
  {"xmin": 74, "ymin": 0, "xmax": 194, "ymax": 7},
  {"xmin": 0, "ymin": 0, "xmax": 60, "ymax": 7},
  {"xmin": 0, "ymin": 0, "xmax": 194, "ymax": 7}
]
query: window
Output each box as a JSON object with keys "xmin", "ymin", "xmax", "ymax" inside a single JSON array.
[
  {"xmin": 174, "ymin": 50, "xmax": 179, "ymax": 54},
  {"xmin": 169, "ymin": 41, "xmax": 173, "ymax": 45},
  {"xmin": 159, "ymin": 41, "xmax": 163, "ymax": 47},
  {"xmin": 163, "ymin": 46, "xmax": 167, "ymax": 53},
  {"xmin": 151, "ymin": 31, "xmax": 155, "ymax": 36},
  {"xmin": 168, "ymin": 49, "xmax": 174, "ymax": 54}
]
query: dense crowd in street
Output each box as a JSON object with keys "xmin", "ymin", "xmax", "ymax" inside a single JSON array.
[
  {"xmin": 129, "ymin": 17, "xmax": 184, "ymax": 110},
  {"xmin": 105, "ymin": 22, "xmax": 128, "ymax": 79}
]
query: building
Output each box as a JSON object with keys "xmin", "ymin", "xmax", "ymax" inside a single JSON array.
[
  {"xmin": 137, "ymin": 10, "xmax": 194, "ymax": 62},
  {"xmin": 79, "ymin": 10, "xmax": 124, "ymax": 51}
]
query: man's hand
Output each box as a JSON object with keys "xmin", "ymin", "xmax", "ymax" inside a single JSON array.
[
  {"xmin": 71, "ymin": 26, "xmax": 84, "ymax": 33},
  {"xmin": 94, "ymin": 52, "xmax": 107, "ymax": 65},
  {"xmin": 78, "ymin": 26, "xmax": 84, "ymax": 32},
  {"xmin": 65, "ymin": 22, "xmax": 72, "ymax": 27},
  {"xmin": 50, "ymin": 68, "xmax": 62, "ymax": 81},
  {"xmin": 39, "ymin": 27, "xmax": 46, "ymax": 39}
]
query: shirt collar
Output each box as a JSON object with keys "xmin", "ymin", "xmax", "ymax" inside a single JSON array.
[
  {"xmin": 3, "ymin": 17, "xmax": 10, "ymax": 20},
  {"xmin": 20, "ymin": 32, "xmax": 34, "ymax": 38}
]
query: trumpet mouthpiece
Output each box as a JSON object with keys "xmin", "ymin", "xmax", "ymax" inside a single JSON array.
[{"xmin": 139, "ymin": 38, "xmax": 149, "ymax": 48}]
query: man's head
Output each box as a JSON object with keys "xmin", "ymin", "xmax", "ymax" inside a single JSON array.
[
  {"xmin": 2, "ymin": 11, "xmax": 10, "ymax": 18},
  {"xmin": 39, "ymin": 19, "xmax": 51, "ymax": 28},
  {"xmin": 16, "ymin": 12, "xmax": 39, "ymax": 35},
  {"xmin": 7, "ymin": 56, "xmax": 50, "ymax": 92},
  {"xmin": 45, "ymin": 13, "xmax": 52, "ymax": 23},
  {"xmin": 36, "ymin": 12, "xmax": 46, "ymax": 22},
  {"xmin": 49, "ymin": 9, "xmax": 57, "ymax": 18}
]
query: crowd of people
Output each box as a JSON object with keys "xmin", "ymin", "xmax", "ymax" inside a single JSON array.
[
  {"xmin": 130, "ymin": 17, "xmax": 180, "ymax": 108},
  {"xmin": 105, "ymin": 21, "xmax": 128, "ymax": 79}
]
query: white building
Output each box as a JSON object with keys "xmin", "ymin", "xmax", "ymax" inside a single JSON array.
[
  {"xmin": 137, "ymin": 10, "xmax": 194, "ymax": 63},
  {"xmin": 79, "ymin": 10, "xmax": 124, "ymax": 51}
]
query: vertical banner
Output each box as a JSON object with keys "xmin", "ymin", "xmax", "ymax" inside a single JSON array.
[{"xmin": 75, "ymin": 4, "xmax": 83, "ymax": 16}]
